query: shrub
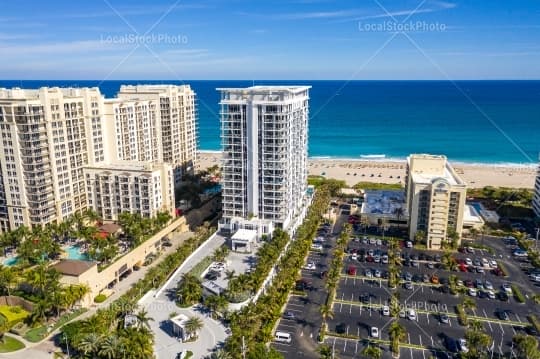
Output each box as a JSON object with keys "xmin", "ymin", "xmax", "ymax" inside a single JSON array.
[
  {"xmin": 456, "ymin": 305, "xmax": 468, "ymax": 326},
  {"xmin": 94, "ymin": 294, "xmax": 107, "ymax": 303},
  {"xmin": 512, "ymin": 285, "xmax": 526, "ymax": 303},
  {"xmin": 528, "ymin": 314, "xmax": 540, "ymax": 332},
  {"xmin": 0, "ymin": 305, "xmax": 29, "ymax": 327}
]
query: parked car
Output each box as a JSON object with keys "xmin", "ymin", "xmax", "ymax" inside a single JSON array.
[
  {"xmin": 468, "ymin": 288, "xmax": 477, "ymax": 297},
  {"xmin": 370, "ymin": 327, "xmax": 379, "ymax": 338},
  {"xmin": 382, "ymin": 305, "xmax": 390, "ymax": 316},
  {"xmin": 501, "ymin": 283, "xmax": 512, "ymax": 294},
  {"xmin": 283, "ymin": 311, "xmax": 295, "ymax": 320},
  {"xmin": 407, "ymin": 309, "xmax": 417, "ymax": 321},
  {"xmin": 458, "ymin": 338, "xmax": 469, "ymax": 353},
  {"xmin": 440, "ymin": 313, "xmax": 450, "ymax": 324},
  {"xmin": 305, "ymin": 262, "xmax": 316, "ymax": 270},
  {"xmin": 496, "ymin": 309, "xmax": 509, "ymax": 321}
]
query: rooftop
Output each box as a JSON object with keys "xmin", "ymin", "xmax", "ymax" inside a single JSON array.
[
  {"xmin": 231, "ymin": 229, "xmax": 257, "ymax": 243},
  {"xmin": 463, "ymin": 204, "xmax": 484, "ymax": 225},
  {"xmin": 217, "ymin": 85, "xmax": 311, "ymax": 94},
  {"xmin": 98, "ymin": 223, "xmax": 121, "ymax": 234},
  {"xmin": 361, "ymin": 190, "xmax": 408, "ymax": 217},
  {"xmin": 408, "ymin": 154, "xmax": 466, "ymax": 186},
  {"xmin": 52, "ymin": 259, "xmax": 97, "ymax": 276}
]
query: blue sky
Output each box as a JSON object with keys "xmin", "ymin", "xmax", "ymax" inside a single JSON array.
[{"xmin": 1, "ymin": 0, "xmax": 539, "ymax": 79}]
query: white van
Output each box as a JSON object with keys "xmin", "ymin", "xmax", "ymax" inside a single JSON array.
[{"xmin": 274, "ymin": 331, "xmax": 292, "ymax": 343}]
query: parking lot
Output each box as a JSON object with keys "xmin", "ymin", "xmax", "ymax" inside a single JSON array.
[
  {"xmin": 325, "ymin": 222, "xmax": 539, "ymax": 358},
  {"xmin": 271, "ymin": 216, "xmax": 343, "ymax": 358}
]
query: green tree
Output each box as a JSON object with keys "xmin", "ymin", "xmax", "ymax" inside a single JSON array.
[
  {"xmin": 184, "ymin": 316, "xmax": 203, "ymax": 339},
  {"xmin": 362, "ymin": 344, "xmax": 382, "ymax": 359},
  {"xmin": 135, "ymin": 308, "xmax": 154, "ymax": 330},
  {"xmin": 176, "ymin": 274, "xmax": 202, "ymax": 306},
  {"xmin": 0, "ymin": 265, "xmax": 19, "ymax": 296},
  {"xmin": 318, "ymin": 344, "xmax": 334, "ymax": 359},
  {"xmin": 462, "ymin": 297, "xmax": 476, "ymax": 313},
  {"xmin": 99, "ymin": 335, "xmax": 124, "ymax": 359},
  {"xmin": 204, "ymin": 295, "xmax": 228, "ymax": 319},
  {"xmin": 464, "ymin": 326, "xmax": 492, "ymax": 359},
  {"xmin": 0, "ymin": 315, "xmax": 9, "ymax": 343},
  {"xmin": 513, "ymin": 334, "xmax": 540, "ymax": 359},
  {"xmin": 388, "ymin": 321, "xmax": 406, "ymax": 356}
]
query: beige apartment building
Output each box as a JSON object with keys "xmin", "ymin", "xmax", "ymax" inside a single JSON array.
[
  {"xmin": 0, "ymin": 87, "xmax": 103, "ymax": 231},
  {"xmin": 0, "ymin": 85, "xmax": 197, "ymax": 232},
  {"xmin": 405, "ymin": 154, "xmax": 467, "ymax": 250},
  {"xmin": 116, "ymin": 85, "xmax": 198, "ymax": 186},
  {"xmin": 84, "ymin": 161, "xmax": 175, "ymax": 221}
]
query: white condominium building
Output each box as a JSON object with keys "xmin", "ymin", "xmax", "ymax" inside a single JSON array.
[
  {"xmin": 532, "ymin": 160, "xmax": 540, "ymax": 217},
  {"xmin": 116, "ymin": 85, "xmax": 198, "ymax": 185},
  {"xmin": 0, "ymin": 87, "xmax": 103, "ymax": 231},
  {"xmin": 84, "ymin": 162, "xmax": 175, "ymax": 221},
  {"xmin": 405, "ymin": 154, "xmax": 467, "ymax": 250},
  {"xmin": 217, "ymin": 86, "xmax": 310, "ymax": 237}
]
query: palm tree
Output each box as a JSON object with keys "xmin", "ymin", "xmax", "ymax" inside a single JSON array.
[
  {"xmin": 513, "ymin": 333, "xmax": 540, "ymax": 359},
  {"xmin": 319, "ymin": 304, "xmax": 334, "ymax": 321},
  {"xmin": 29, "ymin": 298, "xmax": 50, "ymax": 325},
  {"xmin": 362, "ymin": 344, "xmax": 382, "ymax": 359},
  {"xmin": 209, "ymin": 349, "xmax": 232, "ymax": 359},
  {"xmin": 414, "ymin": 230, "xmax": 426, "ymax": 245},
  {"xmin": 462, "ymin": 297, "xmax": 476, "ymax": 313},
  {"xmin": 99, "ymin": 335, "xmax": 123, "ymax": 359},
  {"xmin": 78, "ymin": 332, "xmax": 102, "ymax": 356},
  {"xmin": 465, "ymin": 326, "xmax": 492, "ymax": 357},
  {"xmin": 468, "ymin": 320, "xmax": 483, "ymax": 331},
  {"xmin": 204, "ymin": 295, "xmax": 228, "ymax": 319},
  {"xmin": 388, "ymin": 321, "xmax": 406, "ymax": 357},
  {"xmin": 317, "ymin": 344, "xmax": 334, "ymax": 359},
  {"xmin": 225, "ymin": 269, "xmax": 236, "ymax": 281},
  {"xmin": 184, "ymin": 316, "xmax": 204, "ymax": 339},
  {"xmin": 135, "ymin": 308, "xmax": 154, "ymax": 330},
  {"xmin": 0, "ymin": 265, "xmax": 19, "ymax": 296}
]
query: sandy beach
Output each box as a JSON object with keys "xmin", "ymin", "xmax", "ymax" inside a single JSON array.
[{"xmin": 197, "ymin": 151, "xmax": 536, "ymax": 189}]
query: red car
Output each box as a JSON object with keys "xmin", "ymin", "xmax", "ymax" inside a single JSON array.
[
  {"xmin": 347, "ymin": 266, "xmax": 357, "ymax": 275},
  {"xmin": 459, "ymin": 263, "xmax": 468, "ymax": 272}
]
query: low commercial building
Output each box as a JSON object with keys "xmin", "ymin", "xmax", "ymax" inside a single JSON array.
[
  {"xmin": 360, "ymin": 190, "xmax": 408, "ymax": 226},
  {"xmin": 52, "ymin": 259, "xmax": 99, "ymax": 307},
  {"xmin": 230, "ymin": 228, "xmax": 257, "ymax": 252},
  {"xmin": 170, "ymin": 314, "xmax": 192, "ymax": 341},
  {"xmin": 405, "ymin": 154, "xmax": 467, "ymax": 249},
  {"xmin": 463, "ymin": 204, "xmax": 485, "ymax": 230},
  {"xmin": 84, "ymin": 161, "xmax": 175, "ymax": 221}
]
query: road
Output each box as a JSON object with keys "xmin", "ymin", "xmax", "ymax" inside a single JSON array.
[{"xmin": 141, "ymin": 232, "xmax": 228, "ymax": 359}]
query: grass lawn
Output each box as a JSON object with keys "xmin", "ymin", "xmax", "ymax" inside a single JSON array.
[
  {"xmin": 0, "ymin": 336, "xmax": 25, "ymax": 352},
  {"xmin": 188, "ymin": 255, "xmax": 214, "ymax": 278},
  {"xmin": 0, "ymin": 305, "xmax": 30, "ymax": 325}
]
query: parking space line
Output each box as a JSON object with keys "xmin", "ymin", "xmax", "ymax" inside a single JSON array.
[
  {"xmin": 419, "ymin": 335, "xmax": 423, "ymax": 347},
  {"xmin": 499, "ymin": 322, "xmax": 504, "ymax": 334},
  {"xmin": 515, "ymin": 314, "xmax": 522, "ymax": 323},
  {"xmin": 426, "ymin": 313, "xmax": 429, "ymax": 325},
  {"xmin": 511, "ymin": 326, "xmax": 516, "ymax": 335},
  {"xmin": 408, "ymin": 333, "xmax": 411, "ymax": 344},
  {"xmin": 430, "ymin": 336, "xmax": 434, "ymax": 347}
]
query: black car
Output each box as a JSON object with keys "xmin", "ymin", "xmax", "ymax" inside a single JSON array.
[
  {"xmin": 283, "ymin": 311, "xmax": 296, "ymax": 320},
  {"xmin": 496, "ymin": 310, "xmax": 509, "ymax": 321},
  {"xmin": 336, "ymin": 323, "xmax": 347, "ymax": 334},
  {"xmin": 205, "ymin": 270, "xmax": 219, "ymax": 280},
  {"xmin": 440, "ymin": 285, "xmax": 450, "ymax": 294},
  {"xmin": 478, "ymin": 290, "xmax": 488, "ymax": 299},
  {"xmin": 360, "ymin": 294, "xmax": 370, "ymax": 304},
  {"xmin": 525, "ymin": 326, "xmax": 539, "ymax": 336},
  {"xmin": 498, "ymin": 291, "xmax": 509, "ymax": 302}
]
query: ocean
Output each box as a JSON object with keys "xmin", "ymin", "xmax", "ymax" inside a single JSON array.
[{"xmin": 1, "ymin": 80, "xmax": 539, "ymax": 166}]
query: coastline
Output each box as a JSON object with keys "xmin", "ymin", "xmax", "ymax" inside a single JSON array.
[{"xmin": 197, "ymin": 151, "xmax": 536, "ymax": 189}]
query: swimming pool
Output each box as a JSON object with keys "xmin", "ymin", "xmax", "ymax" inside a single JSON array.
[
  {"xmin": 471, "ymin": 202, "xmax": 484, "ymax": 213},
  {"xmin": 64, "ymin": 245, "xmax": 90, "ymax": 261},
  {"xmin": 2, "ymin": 257, "xmax": 19, "ymax": 266}
]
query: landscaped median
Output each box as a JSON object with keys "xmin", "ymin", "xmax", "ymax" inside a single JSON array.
[
  {"xmin": 224, "ymin": 185, "xmax": 332, "ymax": 358},
  {"xmin": 0, "ymin": 336, "xmax": 25, "ymax": 353}
]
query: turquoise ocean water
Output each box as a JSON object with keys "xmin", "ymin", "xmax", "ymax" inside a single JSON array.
[{"xmin": 1, "ymin": 80, "xmax": 539, "ymax": 166}]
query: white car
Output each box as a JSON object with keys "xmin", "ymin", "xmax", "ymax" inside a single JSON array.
[
  {"xmin": 373, "ymin": 255, "xmax": 381, "ymax": 263},
  {"xmin": 407, "ymin": 309, "xmax": 417, "ymax": 321},
  {"xmin": 484, "ymin": 281, "xmax": 493, "ymax": 290},
  {"xmin": 489, "ymin": 260, "xmax": 498, "ymax": 268},
  {"xmin": 370, "ymin": 327, "xmax": 379, "ymax": 338},
  {"xmin": 376, "ymin": 239, "xmax": 382, "ymax": 246},
  {"xmin": 311, "ymin": 243, "xmax": 323, "ymax": 251},
  {"xmin": 369, "ymin": 238, "xmax": 376, "ymax": 245},
  {"xmin": 304, "ymin": 262, "xmax": 316, "ymax": 270},
  {"xmin": 211, "ymin": 262, "xmax": 226, "ymax": 272},
  {"xmin": 365, "ymin": 269, "xmax": 373, "ymax": 278},
  {"xmin": 458, "ymin": 339, "xmax": 469, "ymax": 353},
  {"xmin": 487, "ymin": 290, "xmax": 496, "ymax": 299},
  {"xmin": 406, "ymin": 241, "xmax": 413, "ymax": 248},
  {"xmin": 465, "ymin": 258, "xmax": 473, "ymax": 266},
  {"xmin": 530, "ymin": 273, "xmax": 540, "ymax": 282},
  {"xmin": 381, "ymin": 255, "xmax": 389, "ymax": 264},
  {"xmin": 399, "ymin": 310, "xmax": 406, "ymax": 318},
  {"xmin": 482, "ymin": 258, "xmax": 489, "ymax": 267},
  {"xmin": 468, "ymin": 288, "xmax": 477, "ymax": 297},
  {"xmin": 351, "ymin": 253, "xmax": 358, "ymax": 261},
  {"xmin": 457, "ymin": 279, "xmax": 464, "ymax": 286},
  {"xmin": 501, "ymin": 283, "xmax": 512, "ymax": 294},
  {"xmin": 382, "ymin": 305, "xmax": 390, "ymax": 316},
  {"xmin": 374, "ymin": 269, "xmax": 381, "ymax": 278}
]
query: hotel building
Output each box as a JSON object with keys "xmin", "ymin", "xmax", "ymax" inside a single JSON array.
[
  {"xmin": 405, "ymin": 154, "xmax": 467, "ymax": 249},
  {"xmin": 0, "ymin": 85, "xmax": 196, "ymax": 232},
  {"xmin": 217, "ymin": 86, "xmax": 311, "ymax": 237},
  {"xmin": 84, "ymin": 162, "xmax": 174, "ymax": 221}
]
